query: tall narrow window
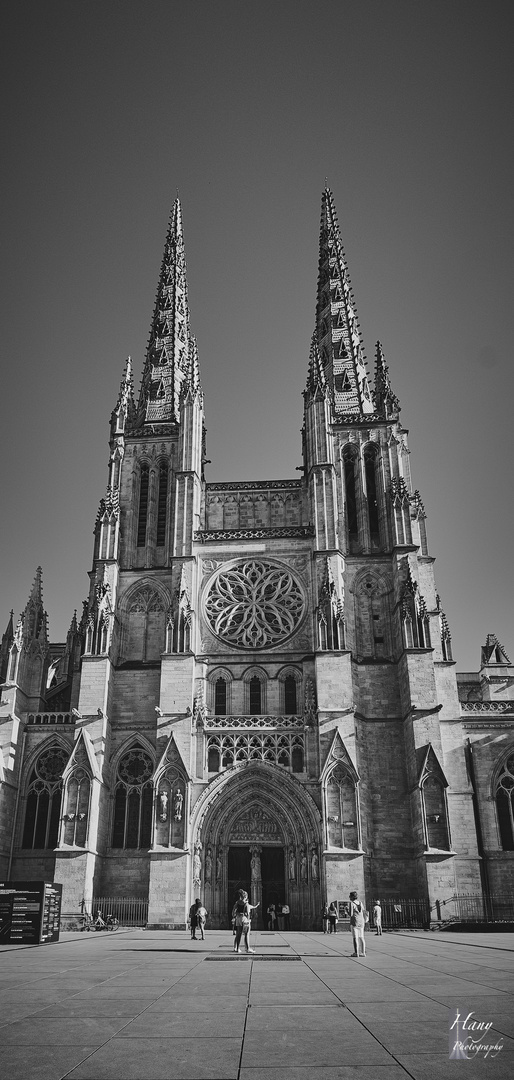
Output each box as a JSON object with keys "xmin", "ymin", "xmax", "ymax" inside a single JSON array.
[
  {"xmin": 343, "ymin": 449, "xmax": 358, "ymax": 544},
  {"xmin": 326, "ymin": 765, "xmax": 359, "ymax": 849},
  {"xmin": 496, "ymin": 755, "xmax": 514, "ymax": 850},
  {"xmin": 156, "ymin": 463, "xmax": 168, "ymax": 547},
  {"xmin": 423, "ymin": 774, "xmax": 449, "ymax": 849},
  {"xmin": 215, "ymin": 677, "xmax": 227, "ymax": 715},
  {"xmin": 22, "ymin": 746, "xmax": 68, "ymax": 849},
  {"xmin": 249, "ymin": 676, "xmax": 262, "ymax": 715},
  {"xmin": 364, "ymin": 448, "xmax": 379, "ymax": 543},
  {"xmin": 112, "ymin": 747, "xmax": 153, "ymax": 849},
  {"xmin": 137, "ymin": 464, "xmax": 149, "ymax": 548},
  {"xmin": 284, "ymin": 676, "xmax": 297, "ymax": 714}
]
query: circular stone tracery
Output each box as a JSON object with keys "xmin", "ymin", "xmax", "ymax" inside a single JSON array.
[{"xmin": 204, "ymin": 559, "xmax": 306, "ymax": 649}]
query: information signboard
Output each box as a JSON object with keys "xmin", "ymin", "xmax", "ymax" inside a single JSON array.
[{"xmin": 0, "ymin": 881, "xmax": 62, "ymax": 944}]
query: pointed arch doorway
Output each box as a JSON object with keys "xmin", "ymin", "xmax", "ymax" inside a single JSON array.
[{"xmin": 193, "ymin": 763, "xmax": 322, "ymax": 930}]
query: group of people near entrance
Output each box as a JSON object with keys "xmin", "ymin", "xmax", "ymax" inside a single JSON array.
[
  {"xmin": 322, "ymin": 894, "xmax": 382, "ymax": 956},
  {"xmin": 190, "ymin": 891, "xmax": 383, "ymax": 954}
]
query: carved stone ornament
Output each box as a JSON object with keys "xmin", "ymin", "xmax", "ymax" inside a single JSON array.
[{"xmin": 204, "ymin": 559, "xmax": 306, "ymax": 649}]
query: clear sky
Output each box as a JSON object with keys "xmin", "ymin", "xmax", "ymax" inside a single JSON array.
[{"xmin": 1, "ymin": 0, "xmax": 513, "ymax": 672}]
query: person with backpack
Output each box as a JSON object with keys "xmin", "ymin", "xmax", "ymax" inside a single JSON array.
[
  {"xmin": 349, "ymin": 890, "xmax": 367, "ymax": 957},
  {"xmin": 231, "ymin": 889, "xmax": 259, "ymax": 953}
]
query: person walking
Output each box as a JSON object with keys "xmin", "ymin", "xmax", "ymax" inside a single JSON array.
[
  {"xmin": 349, "ymin": 890, "xmax": 367, "ymax": 957},
  {"xmin": 231, "ymin": 889, "xmax": 259, "ymax": 953},
  {"xmin": 373, "ymin": 899, "xmax": 382, "ymax": 936},
  {"xmin": 328, "ymin": 901, "xmax": 338, "ymax": 933},
  {"xmin": 189, "ymin": 900, "xmax": 199, "ymax": 940},
  {"xmin": 195, "ymin": 900, "xmax": 208, "ymax": 940}
]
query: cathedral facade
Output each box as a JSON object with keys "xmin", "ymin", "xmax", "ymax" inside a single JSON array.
[{"xmin": 1, "ymin": 190, "xmax": 513, "ymax": 929}]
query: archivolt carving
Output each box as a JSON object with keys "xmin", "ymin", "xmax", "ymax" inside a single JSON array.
[{"xmin": 204, "ymin": 559, "xmax": 306, "ymax": 649}]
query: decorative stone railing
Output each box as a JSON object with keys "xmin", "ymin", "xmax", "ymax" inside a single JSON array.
[
  {"xmin": 27, "ymin": 712, "xmax": 73, "ymax": 725},
  {"xmin": 461, "ymin": 701, "xmax": 514, "ymax": 714},
  {"xmin": 202, "ymin": 714, "xmax": 305, "ymax": 729},
  {"xmin": 194, "ymin": 526, "xmax": 315, "ymax": 542}
]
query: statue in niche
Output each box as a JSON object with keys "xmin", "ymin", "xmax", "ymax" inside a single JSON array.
[
  {"xmin": 311, "ymin": 848, "xmax": 319, "ymax": 881},
  {"xmin": 174, "ymin": 789, "xmax": 183, "ymax": 821},
  {"xmin": 158, "ymin": 790, "xmax": 168, "ymax": 822},
  {"xmin": 288, "ymin": 850, "xmax": 296, "ymax": 881},
  {"xmin": 193, "ymin": 841, "xmax": 202, "ymax": 885},
  {"xmin": 300, "ymin": 847, "xmax": 308, "ymax": 883},
  {"xmin": 250, "ymin": 846, "xmax": 261, "ymax": 882},
  {"xmin": 216, "ymin": 853, "xmax": 222, "ymax": 883},
  {"xmin": 205, "ymin": 847, "xmax": 212, "ymax": 884}
]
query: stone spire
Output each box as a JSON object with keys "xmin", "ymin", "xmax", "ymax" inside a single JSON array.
[
  {"xmin": 136, "ymin": 196, "xmax": 196, "ymax": 426},
  {"xmin": 315, "ymin": 187, "xmax": 373, "ymax": 416},
  {"xmin": 373, "ymin": 340, "xmax": 400, "ymax": 418},
  {"xmin": 21, "ymin": 567, "xmax": 48, "ymax": 646},
  {"xmin": 0, "ymin": 610, "xmax": 14, "ymax": 683},
  {"xmin": 111, "ymin": 355, "xmax": 136, "ymax": 434}
]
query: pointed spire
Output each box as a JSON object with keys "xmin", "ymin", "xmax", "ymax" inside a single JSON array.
[
  {"xmin": 111, "ymin": 356, "xmax": 136, "ymax": 434},
  {"xmin": 21, "ymin": 567, "xmax": 47, "ymax": 645},
  {"xmin": 315, "ymin": 187, "xmax": 373, "ymax": 416},
  {"xmin": 373, "ymin": 341, "xmax": 400, "ymax": 418},
  {"xmin": 136, "ymin": 197, "xmax": 200, "ymax": 426},
  {"xmin": 0, "ymin": 610, "xmax": 14, "ymax": 683},
  {"xmin": 306, "ymin": 333, "xmax": 327, "ymax": 396}
]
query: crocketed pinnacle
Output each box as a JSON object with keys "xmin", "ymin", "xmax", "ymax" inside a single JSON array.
[
  {"xmin": 112, "ymin": 356, "xmax": 136, "ymax": 428},
  {"xmin": 22, "ymin": 567, "xmax": 48, "ymax": 644},
  {"xmin": 306, "ymin": 333, "xmax": 327, "ymax": 396},
  {"xmin": 373, "ymin": 341, "xmax": 400, "ymax": 418},
  {"xmin": 137, "ymin": 197, "xmax": 200, "ymax": 425},
  {"xmin": 315, "ymin": 187, "xmax": 373, "ymax": 415}
]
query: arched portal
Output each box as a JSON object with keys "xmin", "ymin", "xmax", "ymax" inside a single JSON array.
[{"xmin": 192, "ymin": 763, "xmax": 322, "ymax": 929}]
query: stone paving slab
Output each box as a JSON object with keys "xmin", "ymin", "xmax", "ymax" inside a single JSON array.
[{"xmin": 1, "ymin": 929, "xmax": 513, "ymax": 1079}]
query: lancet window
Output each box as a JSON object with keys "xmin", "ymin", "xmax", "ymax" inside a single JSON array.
[
  {"xmin": 215, "ymin": 677, "xmax": 227, "ymax": 715},
  {"xmin": 325, "ymin": 764, "xmax": 359, "ymax": 849},
  {"xmin": 112, "ymin": 746, "xmax": 153, "ymax": 849},
  {"xmin": 422, "ymin": 773, "xmax": 450, "ymax": 850},
  {"xmin": 62, "ymin": 767, "xmax": 90, "ymax": 847},
  {"xmin": 496, "ymin": 755, "xmax": 514, "ymax": 851},
  {"xmin": 137, "ymin": 464, "xmax": 150, "ymax": 547},
  {"xmin": 364, "ymin": 445, "xmax": 380, "ymax": 546},
  {"xmin": 156, "ymin": 463, "xmax": 168, "ymax": 547},
  {"xmin": 22, "ymin": 745, "xmax": 68, "ymax": 849},
  {"xmin": 342, "ymin": 446, "xmax": 358, "ymax": 549},
  {"xmin": 284, "ymin": 675, "xmax": 297, "ymax": 715}
]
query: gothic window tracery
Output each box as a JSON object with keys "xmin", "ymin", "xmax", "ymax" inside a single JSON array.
[
  {"xmin": 206, "ymin": 731, "xmax": 304, "ymax": 772},
  {"xmin": 156, "ymin": 462, "xmax": 168, "ymax": 547},
  {"xmin": 363, "ymin": 444, "xmax": 380, "ymax": 547},
  {"xmin": 342, "ymin": 446, "xmax": 358, "ymax": 550},
  {"xmin": 137, "ymin": 463, "xmax": 150, "ymax": 547},
  {"xmin": 204, "ymin": 560, "xmax": 306, "ymax": 649},
  {"xmin": 154, "ymin": 766, "xmax": 185, "ymax": 848},
  {"xmin": 123, "ymin": 585, "xmax": 167, "ymax": 662},
  {"xmin": 496, "ymin": 754, "xmax": 514, "ymax": 850},
  {"xmin": 112, "ymin": 747, "xmax": 153, "ymax": 849},
  {"xmin": 62, "ymin": 767, "xmax": 90, "ymax": 847},
  {"xmin": 22, "ymin": 745, "xmax": 69, "ymax": 849},
  {"xmin": 325, "ymin": 764, "xmax": 359, "ymax": 849}
]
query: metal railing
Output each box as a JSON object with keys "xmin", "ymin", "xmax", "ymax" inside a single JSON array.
[
  {"xmin": 441, "ymin": 894, "xmax": 514, "ymax": 923},
  {"xmin": 371, "ymin": 897, "xmax": 431, "ymax": 929},
  {"xmin": 90, "ymin": 896, "xmax": 149, "ymax": 926}
]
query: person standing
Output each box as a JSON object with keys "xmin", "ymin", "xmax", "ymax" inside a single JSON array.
[
  {"xmin": 328, "ymin": 901, "xmax": 338, "ymax": 933},
  {"xmin": 267, "ymin": 903, "xmax": 276, "ymax": 930},
  {"xmin": 373, "ymin": 899, "xmax": 382, "ymax": 936},
  {"xmin": 322, "ymin": 902, "xmax": 329, "ymax": 934},
  {"xmin": 349, "ymin": 890, "xmax": 366, "ymax": 957},
  {"xmin": 281, "ymin": 901, "xmax": 290, "ymax": 930},
  {"xmin": 195, "ymin": 900, "xmax": 208, "ymax": 940},
  {"xmin": 231, "ymin": 889, "xmax": 259, "ymax": 953},
  {"xmin": 189, "ymin": 900, "xmax": 198, "ymax": 940}
]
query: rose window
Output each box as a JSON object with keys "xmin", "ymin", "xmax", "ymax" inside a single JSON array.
[{"xmin": 204, "ymin": 559, "xmax": 306, "ymax": 648}]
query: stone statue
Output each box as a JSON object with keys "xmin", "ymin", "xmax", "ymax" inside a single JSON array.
[
  {"xmin": 158, "ymin": 790, "xmax": 168, "ymax": 822},
  {"xmin": 300, "ymin": 848, "xmax": 308, "ymax": 883},
  {"xmin": 250, "ymin": 846, "xmax": 261, "ymax": 882},
  {"xmin": 205, "ymin": 847, "xmax": 212, "ymax": 883},
  {"xmin": 311, "ymin": 849, "xmax": 318, "ymax": 881},
  {"xmin": 216, "ymin": 853, "xmax": 222, "ymax": 882},
  {"xmin": 193, "ymin": 841, "xmax": 202, "ymax": 884},
  {"xmin": 288, "ymin": 850, "xmax": 296, "ymax": 881},
  {"xmin": 174, "ymin": 789, "xmax": 183, "ymax": 821}
]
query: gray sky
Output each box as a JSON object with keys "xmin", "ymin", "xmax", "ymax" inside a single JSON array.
[{"xmin": 1, "ymin": 0, "xmax": 513, "ymax": 672}]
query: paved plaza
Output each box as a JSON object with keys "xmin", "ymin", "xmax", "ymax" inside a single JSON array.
[{"xmin": 1, "ymin": 927, "xmax": 514, "ymax": 1079}]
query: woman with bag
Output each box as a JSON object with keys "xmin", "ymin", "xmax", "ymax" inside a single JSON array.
[
  {"xmin": 231, "ymin": 889, "xmax": 259, "ymax": 953},
  {"xmin": 349, "ymin": 890, "xmax": 367, "ymax": 957},
  {"xmin": 328, "ymin": 901, "xmax": 338, "ymax": 933}
]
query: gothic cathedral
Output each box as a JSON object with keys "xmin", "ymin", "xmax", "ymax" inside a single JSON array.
[{"xmin": 1, "ymin": 190, "xmax": 513, "ymax": 929}]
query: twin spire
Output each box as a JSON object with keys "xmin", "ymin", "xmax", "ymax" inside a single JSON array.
[{"xmin": 125, "ymin": 188, "xmax": 398, "ymax": 429}]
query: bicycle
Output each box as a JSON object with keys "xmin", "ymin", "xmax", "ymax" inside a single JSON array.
[{"xmin": 84, "ymin": 911, "xmax": 119, "ymax": 931}]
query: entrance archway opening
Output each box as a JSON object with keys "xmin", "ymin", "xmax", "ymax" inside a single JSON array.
[
  {"xmin": 227, "ymin": 846, "xmax": 251, "ymax": 918},
  {"xmin": 227, "ymin": 845, "xmax": 285, "ymax": 929},
  {"xmin": 261, "ymin": 847, "xmax": 285, "ymax": 927}
]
